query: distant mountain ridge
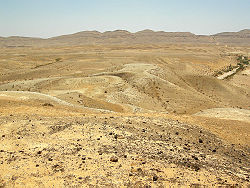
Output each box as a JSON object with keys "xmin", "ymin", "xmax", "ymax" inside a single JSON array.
[
  {"xmin": 213, "ymin": 29, "xmax": 250, "ymax": 36},
  {"xmin": 0, "ymin": 29, "xmax": 249, "ymax": 47}
]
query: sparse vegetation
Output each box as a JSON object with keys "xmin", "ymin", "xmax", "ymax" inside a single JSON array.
[
  {"xmin": 235, "ymin": 55, "xmax": 249, "ymax": 70},
  {"xmin": 55, "ymin": 57, "xmax": 62, "ymax": 62},
  {"xmin": 214, "ymin": 55, "xmax": 249, "ymax": 78}
]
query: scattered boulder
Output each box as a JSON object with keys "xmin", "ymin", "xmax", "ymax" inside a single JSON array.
[
  {"xmin": 199, "ymin": 138, "xmax": 203, "ymax": 143},
  {"xmin": 110, "ymin": 156, "xmax": 118, "ymax": 162},
  {"xmin": 153, "ymin": 175, "xmax": 158, "ymax": 181},
  {"xmin": 42, "ymin": 103, "xmax": 54, "ymax": 107}
]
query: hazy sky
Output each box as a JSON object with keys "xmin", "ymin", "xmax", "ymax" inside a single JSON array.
[{"xmin": 0, "ymin": 0, "xmax": 249, "ymax": 38}]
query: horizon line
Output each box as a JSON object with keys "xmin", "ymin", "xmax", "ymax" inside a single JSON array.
[{"xmin": 1, "ymin": 28, "xmax": 249, "ymax": 39}]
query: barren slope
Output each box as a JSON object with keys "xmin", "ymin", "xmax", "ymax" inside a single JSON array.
[{"xmin": 0, "ymin": 44, "xmax": 249, "ymax": 187}]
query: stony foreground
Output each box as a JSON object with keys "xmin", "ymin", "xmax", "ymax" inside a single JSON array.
[{"xmin": 0, "ymin": 114, "xmax": 249, "ymax": 187}]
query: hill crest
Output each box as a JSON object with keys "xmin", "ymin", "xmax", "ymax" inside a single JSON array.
[{"xmin": 0, "ymin": 29, "xmax": 249, "ymax": 46}]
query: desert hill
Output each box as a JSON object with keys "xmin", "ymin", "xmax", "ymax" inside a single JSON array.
[
  {"xmin": 213, "ymin": 29, "xmax": 250, "ymax": 37},
  {"xmin": 0, "ymin": 32, "xmax": 249, "ymax": 187},
  {"xmin": 212, "ymin": 29, "xmax": 250, "ymax": 45},
  {"xmin": 0, "ymin": 29, "xmax": 250, "ymax": 47}
]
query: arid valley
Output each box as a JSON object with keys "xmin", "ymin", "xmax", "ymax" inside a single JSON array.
[{"xmin": 0, "ymin": 30, "xmax": 249, "ymax": 187}]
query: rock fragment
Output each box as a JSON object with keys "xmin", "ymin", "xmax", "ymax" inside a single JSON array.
[{"xmin": 110, "ymin": 156, "xmax": 118, "ymax": 162}]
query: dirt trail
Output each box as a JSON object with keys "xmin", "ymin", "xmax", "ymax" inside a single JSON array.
[
  {"xmin": 0, "ymin": 91, "xmax": 112, "ymax": 113},
  {"xmin": 217, "ymin": 67, "xmax": 240, "ymax": 79}
]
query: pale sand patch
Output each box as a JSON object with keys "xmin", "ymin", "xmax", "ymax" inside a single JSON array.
[{"xmin": 194, "ymin": 108, "xmax": 250, "ymax": 122}]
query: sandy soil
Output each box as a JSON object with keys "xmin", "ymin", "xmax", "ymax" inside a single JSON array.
[
  {"xmin": 0, "ymin": 44, "xmax": 249, "ymax": 187},
  {"xmin": 195, "ymin": 108, "xmax": 250, "ymax": 122}
]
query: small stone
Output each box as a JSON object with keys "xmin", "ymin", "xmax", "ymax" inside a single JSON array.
[
  {"xmin": 114, "ymin": 134, "xmax": 118, "ymax": 139},
  {"xmin": 217, "ymin": 177, "xmax": 223, "ymax": 182},
  {"xmin": 212, "ymin": 149, "xmax": 217, "ymax": 153},
  {"xmin": 11, "ymin": 176, "xmax": 18, "ymax": 181},
  {"xmin": 137, "ymin": 168, "xmax": 142, "ymax": 172},
  {"xmin": 192, "ymin": 155, "xmax": 199, "ymax": 160},
  {"xmin": 37, "ymin": 151, "xmax": 42, "ymax": 155},
  {"xmin": 199, "ymin": 138, "xmax": 203, "ymax": 143},
  {"xmin": 157, "ymin": 151, "xmax": 163, "ymax": 155},
  {"xmin": 36, "ymin": 164, "xmax": 39, "ymax": 167},
  {"xmin": 42, "ymin": 103, "xmax": 54, "ymax": 107},
  {"xmin": 110, "ymin": 156, "xmax": 118, "ymax": 162},
  {"xmin": 153, "ymin": 175, "xmax": 158, "ymax": 181},
  {"xmin": 97, "ymin": 138, "xmax": 100, "ymax": 140},
  {"xmin": 194, "ymin": 165, "xmax": 200, "ymax": 171}
]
